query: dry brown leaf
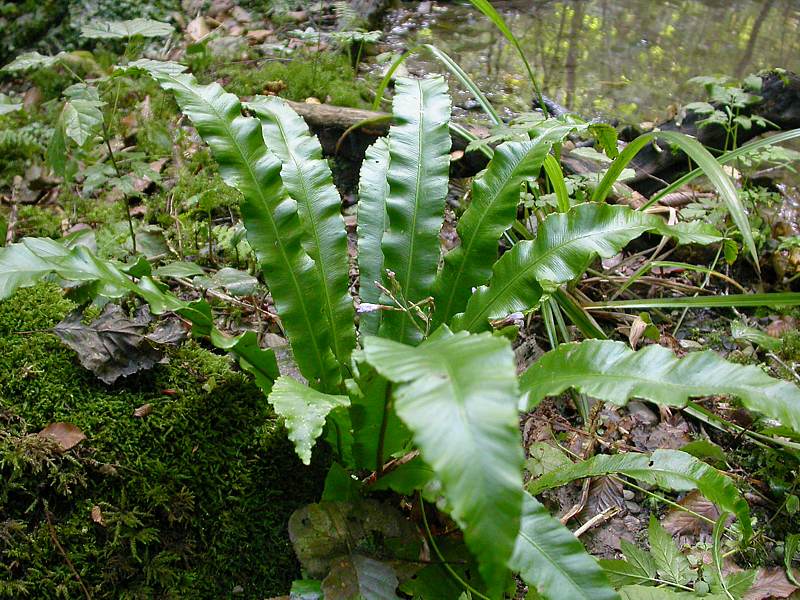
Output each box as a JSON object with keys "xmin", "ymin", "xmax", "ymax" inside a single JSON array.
[
  {"xmin": 583, "ymin": 476, "xmax": 626, "ymax": 517},
  {"xmin": 133, "ymin": 404, "xmax": 152, "ymax": 418},
  {"xmin": 91, "ymin": 505, "xmax": 105, "ymax": 526},
  {"xmin": 767, "ymin": 317, "xmax": 797, "ymax": 338},
  {"xmin": 661, "ymin": 491, "xmax": 719, "ymax": 535},
  {"xmin": 246, "ymin": 29, "xmax": 272, "ymax": 43},
  {"xmin": 628, "ymin": 315, "xmax": 648, "ymax": 350},
  {"xmin": 186, "ymin": 16, "xmax": 210, "ymax": 42},
  {"xmin": 744, "ymin": 568, "xmax": 798, "ymax": 600},
  {"xmin": 38, "ymin": 422, "xmax": 86, "ymax": 451},
  {"xmin": 662, "ymin": 491, "xmax": 720, "ymax": 535}
]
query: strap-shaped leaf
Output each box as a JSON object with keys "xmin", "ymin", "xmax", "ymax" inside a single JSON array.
[
  {"xmin": 247, "ymin": 96, "xmax": 355, "ymax": 365},
  {"xmin": 528, "ymin": 449, "xmax": 751, "ymax": 540},
  {"xmin": 348, "ymin": 361, "xmax": 409, "ymax": 471},
  {"xmin": 510, "ymin": 492, "xmax": 620, "ymax": 600},
  {"xmin": 591, "ymin": 130, "xmax": 759, "ymax": 269},
  {"xmin": 141, "ymin": 69, "xmax": 339, "ymax": 389},
  {"xmin": 357, "ymin": 138, "xmax": 391, "ymax": 337},
  {"xmin": 81, "ymin": 18, "xmax": 174, "ymax": 39},
  {"xmin": 0, "ymin": 238, "xmax": 279, "ymax": 393},
  {"xmin": 269, "ymin": 376, "xmax": 350, "ymax": 465},
  {"xmin": 0, "ymin": 243, "xmax": 55, "ymax": 298},
  {"xmin": 453, "ymin": 203, "xmax": 721, "ymax": 332},
  {"xmin": 379, "ymin": 77, "xmax": 451, "ymax": 344},
  {"xmin": 433, "ymin": 139, "xmax": 550, "ymax": 325},
  {"xmin": 363, "ymin": 328, "xmax": 523, "ymax": 596},
  {"xmin": 521, "ymin": 339, "xmax": 800, "ymax": 435}
]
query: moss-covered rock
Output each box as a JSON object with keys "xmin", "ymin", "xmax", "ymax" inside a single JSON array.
[{"xmin": 0, "ymin": 283, "xmax": 326, "ymax": 598}]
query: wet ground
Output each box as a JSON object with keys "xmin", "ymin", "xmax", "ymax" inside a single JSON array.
[{"xmin": 382, "ymin": 0, "xmax": 800, "ymax": 124}]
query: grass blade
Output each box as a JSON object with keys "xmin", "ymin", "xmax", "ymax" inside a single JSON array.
[
  {"xmin": 645, "ymin": 128, "xmax": 800, "ymax": 209},
  {"xmin": 592, "ymin": 131, "xmax": 759, "ymax": 270},
  {"xmin": 583, "ymin": 292, "xmax": 800, "ymax": 309}
]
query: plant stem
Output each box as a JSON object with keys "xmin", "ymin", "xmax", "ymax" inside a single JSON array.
[
  {"xmin": 418, "ymin": 493, "xmax": 492, "ymax": 600},
  {"xmin": 101, "ymin": 122, "xmax": 137, "ymax": 254},
  {"xmin": 375, "ymin": 382, "xmax": 392, "ymax": 477}
]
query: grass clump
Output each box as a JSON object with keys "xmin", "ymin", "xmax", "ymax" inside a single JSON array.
[{"xmin": 0, "ymin": 283, "xmax": 327, "ymax": 599}]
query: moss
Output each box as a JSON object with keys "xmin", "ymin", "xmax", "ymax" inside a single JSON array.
[
  {"xmin": 209, "ymin": 52, "xmax": 373, "ymax": 109},
  {"xmin": 0, "ymin": 283, "xmax": 327, "ymax": 598},
  {"xmin": 12, "ymin": 205, "xmax": 62, "ymax": 239},
  {"xmin": 780, "ymin": 330, "xmax": 800, "ymax": 362}
]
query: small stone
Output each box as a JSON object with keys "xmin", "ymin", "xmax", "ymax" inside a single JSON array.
[
  {"xmin": 623, "ymin": 489, "xmax": 635, "ymax": 501},
  {"xmin": 625, "ymin": 501, "xmax": 641, "ymax": 514},
  {"xmin": 623, "ymin": 515, "xmax": 640, "ymax": 530},
  {"xmin": 231, "ymin": 6, "xmax": 252, "ymax": 22},
  {"xmin": 246, "ymin": 29, "xmax": 272, "ymax": 43},
  {"xmin": 628, "ymin": 401, "xmax": 658, "ymax": 425}
]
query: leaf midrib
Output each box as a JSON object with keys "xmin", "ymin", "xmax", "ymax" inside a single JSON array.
[
  {"xmin": 170, "ymin": 76, "xmax": 331, "ymax": 385},
  {"xmin": 271, "ymin": 110, "xmax": 347, "ymax": 362},
  {"xmin": 439, "ymin": 144, "xmax": 537, "ymax": 323},
  {"xmin": 396, "ymin": 80, "xmax": 426, "ymax": 343},
  {"xmin": 462, "ymin": 217, "xmax": 650, "ymax": 330},
  {"xmin": 530, "ymin": 369, "xmax": 765, "ymax": 398},
  {"xmin": 518, "ymin": 529, "xmax": 594, "ymax": 600}
]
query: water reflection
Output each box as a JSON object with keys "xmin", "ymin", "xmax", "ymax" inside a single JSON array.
[{"xmin": 384, "ymin": 0, "xmax": 800, "ymax": 123}]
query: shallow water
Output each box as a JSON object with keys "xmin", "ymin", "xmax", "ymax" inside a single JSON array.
[{"xmin": 383, "ymin": 0, "xmax": 800, "ymax": 124}]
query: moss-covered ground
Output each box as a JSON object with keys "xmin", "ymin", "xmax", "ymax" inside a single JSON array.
[{"xmin": 0, "ymin": 283, "xmax": 327, "ymax": 599}]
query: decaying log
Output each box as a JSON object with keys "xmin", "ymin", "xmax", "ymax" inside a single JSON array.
[
  {"xmin": 283, "ymin": 100, "xmax": 489, "ymax": 178},
  {"xmin": 285, "ymin": 100, "xmax": 646, "ymax": 203},
  {"xmin": 626, "ymin": 70, "xmax": 800, "ymax": 195}
]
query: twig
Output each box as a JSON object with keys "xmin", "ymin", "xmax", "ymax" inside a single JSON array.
[
  {"xmin": 767, "ymin": 352, "xmax": 800, "ymax": 384},
  {"xmin": 560, "ymin": 402, "xmax": 605, "ymax": 525},
  {"xmin": 573, "ymin": 506, "xmax": 621, "ymax": 537},
  {"xmin": 418, "ymin": 493, "xmax": 491, "ymax": 600},
  {"xmin": 44, "ymin": 508, "xmax": 93, "ymax": 600},
  {"xmin": 173, "ymin": 277, "xmax": 280, "ymax": 321},
  {"xmin": 374, "ymin": 383, "xmax": 392, "ymax": 478},
  {"xmin": 362, "ymin": 449, "xmax": 419, "ymax": 486},
  {"xmin": 4, "ymin": 197, "xmax": 17, "ymax": 245}
]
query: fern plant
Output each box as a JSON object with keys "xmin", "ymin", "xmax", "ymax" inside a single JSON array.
[{"xmin": 3, "ymin": 59, "xmax": 800, "ymax": 598}]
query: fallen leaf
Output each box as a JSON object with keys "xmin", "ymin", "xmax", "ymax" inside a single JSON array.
[
  {"xmin": 38, "ymin": 422, "xmax": 86, "ymax": 451},
  {"xmin": 581, "ymin": 476, "xmax": 626, "ymax": 519},
  {"xmin": 133, "ymin": 404, "xmax": 152, "ymax": 418},
  {"xmin": 662, "ymin": 491, "xmax": 720, "ymax": 535},
  {"xmin": 744, "ymin": 568, "xmax": 798, "ymax": 600},
  {"xmin": 186, "ymin": 15, "xmax": 210, "ymax": 41},
  {"xmin": 146, "ymin": 318, "xmax": 187, "ymax": 345},
  {"xmin": 628, "ymin": 315, "xmax": 648, "ymax": 350},
  {"xmin": 91, "ymin": 505, "xmax": 105, "ymax": 526},
  {"xmin": 53, "ymin": 304, "xmax": 163, "ymax": 384},
  {"xmin": 767, "ymin": 317, "xmax": 797, "ymax": 338},
  {"xmin": 246, "ymin": 29, "xmax": 272, "ymax": 43}
]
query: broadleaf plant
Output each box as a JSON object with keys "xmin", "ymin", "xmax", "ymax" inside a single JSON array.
[{"xmin": 2, "ymin": 52, "xmax": 800, "ymax": 599}]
